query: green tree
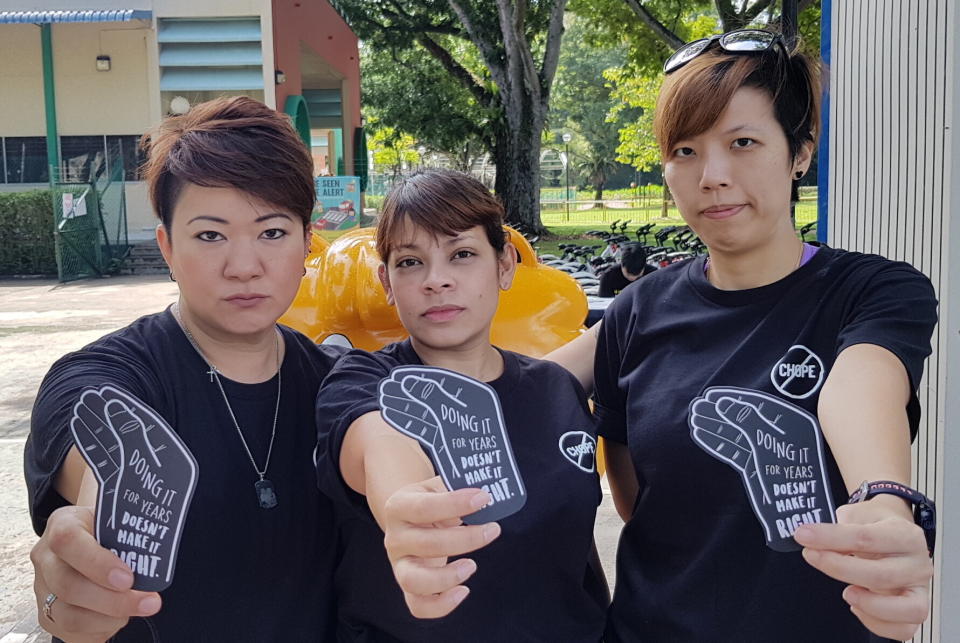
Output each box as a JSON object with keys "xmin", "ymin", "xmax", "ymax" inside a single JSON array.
[
  {"xmin": 369, "ymin": 126, "xmax": 421, "ymax": 178},
  {"xmin": 550, "ymin": 16, "xmax": 635, "ymax": 203},
  {"xmin": 361, "ymin": 41, "xmax": 496, "ymax": 171},
  {"xmin": 332, "ymin": 0, "xmax": 568, "ymax": 233}
]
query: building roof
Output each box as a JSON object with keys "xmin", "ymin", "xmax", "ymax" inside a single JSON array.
[{"xmin": 0, "ymin": 9, "xmax": 151, "ymax": 24}]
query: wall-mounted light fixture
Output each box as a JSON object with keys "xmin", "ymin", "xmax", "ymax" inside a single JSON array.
[
  {"xmin": 169, "ymin": 95, "xmax": 190, "ymax": 115},
  {"xmin": 275, "ymin": 69, "xmax": 286, "ymax": 85},
  {"xmin": 96, "ymin": 55, "xmax": 111, "ymax": 71}
]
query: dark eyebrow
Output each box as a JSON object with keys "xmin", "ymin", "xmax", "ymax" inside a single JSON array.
[
  {"xmin": 186, "ymin": 215, "xmax": 228, "ymax": 225},
  {"xmin": 721, "ymin": 124, "xmax": 763, "ymax": 135},
  {"xmin": 394, "ymin": 232, "xmax": 473, "ymax": 253},
  {"xmin": 255, "ymin": 212, "xmax": 295, "ymax": 223},
  {"xmin": 186, "ymin": 212, "xmax": 294, "ymax": 225}
]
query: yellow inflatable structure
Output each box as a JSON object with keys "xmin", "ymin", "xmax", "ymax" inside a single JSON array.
[{"xmin": 281, "ymin": 226, "xmax": 588, "ymax": 357}]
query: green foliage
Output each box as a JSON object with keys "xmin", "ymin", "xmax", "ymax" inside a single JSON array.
[
  {"xmin": 0, "ymin": 190, "xmax": 56, "ymax": 275},
  {"xmin": 604, "ymin": 69, "xmax": 662, "ymax": 171},
  {"xmin": 570, "ymin": 0, "xmax": 714, "ymax": 73},
  {"xmin": 549, "ymin": 16, "xmax": 636, "ymax": 199},
  {"xmin": 361, "ymin": 39, "xmax": 496, "ymax": 165},
  {"xmin": 369, "ymin": 126, "xmax": 421, "ymax": 176}
]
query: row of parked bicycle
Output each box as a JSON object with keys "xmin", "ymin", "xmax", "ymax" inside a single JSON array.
[{"xmin": 513, "ymin": 218, "xmax": 817, "ymax": 297}]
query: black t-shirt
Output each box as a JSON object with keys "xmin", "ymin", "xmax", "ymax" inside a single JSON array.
[
  {"xmin": 598, "ymin": 263, "xmax": 656, "ymax": 298},
  {"xmin": 315, "ymin": 340, "xmax": 608, "ymax": 642},
  {"xmin": 25, "ymin": 309, "xmax": 345, "ymax": 642},
  {"xmin": 594, "ymin": 246, "xmax": 937, "ymax": 643}
]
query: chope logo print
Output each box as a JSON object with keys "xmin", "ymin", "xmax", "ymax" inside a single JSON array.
[
  {"xmin": 688, "ymin": 387, "xmax": 836, "ymax": 552},
  {"xmin": 770, "ymin": 345, "xmax": 825, "ymax": 400},
  {"xmin": 378, "ymin": 366, "xmax": 526, "ymax": 524},
  {"xmin": 70, "ymin": 385, "xmax": 198, "ymax": 591},
  {"xmin": 558, "ymin": 431, "xmax": 596, "ymax": 473}
]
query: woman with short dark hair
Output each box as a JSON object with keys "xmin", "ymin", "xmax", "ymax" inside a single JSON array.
[
  {"xmin": 587, "ymin": 32, "xmax": 936, "ymax": 641},
  {"xmin": 25, "ymin": 96, "xmax": 342, "ymax": 642},
  {"xmin": 314, "ymin": 169, "xmax": 608, "ymax": 641}
]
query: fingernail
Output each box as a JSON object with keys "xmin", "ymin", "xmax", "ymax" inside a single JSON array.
[
  {"xmin": 455, "ymin": 559, "xmax": 477, "ymax": 582},
  {"xmin": 138, "ymin": 596, "xmax": 161, "ymax": 615},
  {"xmin": 482, "ymin": 523, "xmax": 501, "ymax": 542},
  {"xmin": 450, "ymin": 585, "xmax": 470, "ymax": 605},
  {"xmin": 470, "ymin": 492, "xmax": 491, "ymax": 511},
  {"xmin": 802, "ymin": 548, "xmax": 820, "ymax": 563},
  {"xmin": 108, "ymin": 568, "xmax": 133, "ymax": 590}
]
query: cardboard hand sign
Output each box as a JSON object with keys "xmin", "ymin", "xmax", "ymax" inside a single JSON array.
[
  {"xmin": 378, "ymin": 366, "xmax": 526, "ymax": 524},
  {"xmin": 70, "ymin": 385, "xmax": 198, "ymax": 591}
]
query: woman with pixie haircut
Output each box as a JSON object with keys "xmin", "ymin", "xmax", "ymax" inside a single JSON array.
[
  {"xmin": 314, "ymin": 169, "xmax": 608, "ymax": 641},
  {"xmin": 25, "ymin": 97, "xmax": 342, "ymax": 641},
  {"xmin": 587, "ymin": 31, "xmax": 937, "ymax": 642}
]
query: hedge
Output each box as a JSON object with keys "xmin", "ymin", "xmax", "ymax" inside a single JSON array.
[{"xmin": 0, "ymin": 190, "xmax": 57, "ymax": 275}]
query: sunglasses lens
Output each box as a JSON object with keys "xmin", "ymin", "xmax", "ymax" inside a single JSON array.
[
  {"xmin": 664, "ymin": 39, "xmax": 712, "ymax": 72},
  {"xmin": 720, "ymin": 30, "xmax": 776, "ymax": 51}
]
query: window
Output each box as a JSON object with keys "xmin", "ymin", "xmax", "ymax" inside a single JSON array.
[
  {"xmin": 106, "ymin": 135, "xmax": 145, "ymax": 181},
  {"xmin": 60, "ymin": 136, "xmax": 107, "ymax": 183},
  {"xmin": 4, "ymin": 137, "xmax": 48, "ymax": 183},
  {"xmin": 0, "ymin": 136, "xmax": 145, "ymax": 184}
]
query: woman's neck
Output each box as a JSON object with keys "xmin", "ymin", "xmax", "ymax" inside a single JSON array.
[
  {"xmin": 410, "ymin": 336, "xmax": 504, "ymax": 382},
  {"xmin": 174, "ymin": 301, "xmax": 281, "ymax": 384},
  {"xmin": 706, "ymin": 232, "xmax": 805, "ymax": 291}
]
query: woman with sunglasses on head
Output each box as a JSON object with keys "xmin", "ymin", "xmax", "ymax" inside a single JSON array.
[
  {"xmin": 314, "ymin": 169, "xmax": 608, "ymax": 641},
  {"xmin": 581, "ymin": 30, "xmax": 938, "ymax": 642},
  {"xmin": 24, "ymin": 97, "xmax": 343, "ymax": 641}
]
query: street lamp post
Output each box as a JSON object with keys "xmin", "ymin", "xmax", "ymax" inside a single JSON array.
[{"xmin": 562, "ymin": 132, "xmax": 572, "ymax": 222}]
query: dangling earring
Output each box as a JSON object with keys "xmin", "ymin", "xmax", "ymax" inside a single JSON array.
[{"xmin": 169, "ymin": 272, "xmax": 176, "ymax": 282}]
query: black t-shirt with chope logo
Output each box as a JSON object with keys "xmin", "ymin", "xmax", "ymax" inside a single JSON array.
[
  {"xmin": 24, "ymin": 308, "xmax": 345, "ymax": 642},
  {"xmin": 315, "ymin": 339, "xmax": 609, "ymax": 642},
  {"xmin": 594, "ymin": 245, "xmax": 937, "ymax": 643}
]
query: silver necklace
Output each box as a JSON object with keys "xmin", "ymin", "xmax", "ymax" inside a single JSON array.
[{"xmin": 172, "ymin": 303, "xmax": 281, "ymax": 509}]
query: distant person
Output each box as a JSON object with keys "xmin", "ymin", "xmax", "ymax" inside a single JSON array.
[{"xmin": 598, "ymin": 243, "xmax": 656, "ymax": 297}]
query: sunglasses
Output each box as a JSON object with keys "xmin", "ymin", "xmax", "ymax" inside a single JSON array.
[{"xmin": 663, "ymin": 29, "xmax": 786, "ymax": 74}]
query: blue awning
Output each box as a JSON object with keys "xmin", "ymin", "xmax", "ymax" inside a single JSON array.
[{"xmin": 0, "ymin": 9, "xmax": 152, "ymax": 24}]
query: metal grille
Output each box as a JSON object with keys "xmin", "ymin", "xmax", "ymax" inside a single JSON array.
[{"xmin": 51, "ymin": 152, "xmax": 130, "ymax": 282}]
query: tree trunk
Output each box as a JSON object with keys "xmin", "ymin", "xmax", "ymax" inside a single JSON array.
[
  {"xmin": 493, "ymin": 125, "xmax": 545, "ymax": 234},
  {"xmin": 593, "ymin": 173, "xmax": 604, "ymax": 205},
  {"xmin": 661, "ymin": 182, "xmax": 672, "ymax": 218}
]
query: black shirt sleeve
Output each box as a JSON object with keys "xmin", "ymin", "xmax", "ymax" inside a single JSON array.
[
  {"xmin": 835, "ymin": 261, "xmax": 938, "ymax": 438},
  {"xmin": 593, "ymin": 292, "xmax": 632, "ymax": 444},
  {"xmin": 25, "ymin": 351, "xmax": 159, "ymax": 535},
  {"xmin": 314, "ymin": 349, "xmax": 394, "ymax": 518}
]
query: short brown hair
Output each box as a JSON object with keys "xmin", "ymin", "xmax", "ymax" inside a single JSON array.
[
  {"xmin": 140, "ymin": 96, "xmax": 315, "ymax": 230},
  {"xmin": 375, "ymin": 170, "xmax": 507, "ymax": 262},
  {"xmin": 654, "ymin": 44, "xmax": 820, "ymax": 199}
]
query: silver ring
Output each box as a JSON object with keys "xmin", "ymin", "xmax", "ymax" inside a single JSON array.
[{"xmin": 42, "ymin": 592, "xmax": 57, "ymax": 622}]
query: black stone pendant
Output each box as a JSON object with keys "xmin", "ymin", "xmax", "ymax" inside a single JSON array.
[{"xmin": 255, "ymin": 479, "xmax": 278, "ymax": 509}]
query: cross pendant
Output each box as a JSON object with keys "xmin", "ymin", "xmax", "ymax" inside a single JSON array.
[{"xmin": 207, "ymin": 366, "xmax": 217, "ymax": 382}]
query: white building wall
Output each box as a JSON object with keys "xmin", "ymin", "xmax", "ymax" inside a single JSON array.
[{"xmin": 827, "ymin": 1, "xmax": 957, "ymax": 641}]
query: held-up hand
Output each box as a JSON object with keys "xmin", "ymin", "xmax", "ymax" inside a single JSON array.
[
  {"xmin": 382, "ymin": 476, "xmax": 501, "ymax": 619},
  {"xmin": 31, "ymin": 505, "xmax": 161, "ymax": 643},
  {"xmin": 795, "ymin": 497, "xmax": 932, "ymax": 640}
]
